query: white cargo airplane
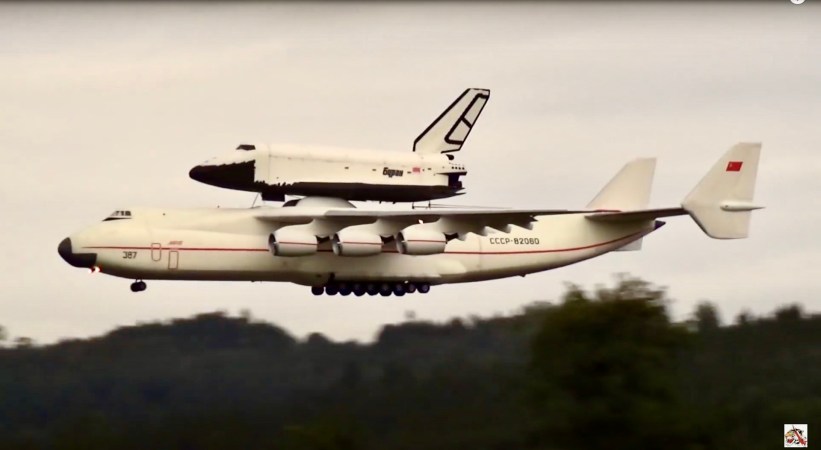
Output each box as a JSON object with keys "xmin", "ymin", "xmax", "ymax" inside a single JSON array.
[
  {"xmin": 188, "ymin": 88, "xmax": 490, "ymax": 202},
  {"xmin": 58, "ymin": 143, "xmax": 762, "ymax": 296}
]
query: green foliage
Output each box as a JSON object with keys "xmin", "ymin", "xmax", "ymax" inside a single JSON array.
[
  {"xmin": 774, "ymin": 303, "xmax": 804, "ymax": 322},
  {"xmin": 0, "ymin": 278, "xmax": 818, "ymax": 450},
  {"xmin": 529, "ymin": 276, "xmax": 691, "ymax": 449},
  {"xmin": 734, "ymin": 308, "xmax": 755, "ymax": 326},
  {"xmin": 692, "ymin": 301, "xmax": 722, "ymax": 332}
]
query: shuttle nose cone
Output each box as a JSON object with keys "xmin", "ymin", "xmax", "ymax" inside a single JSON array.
[
  {"xmin": 58, "ymin": 237, "xmax": 97, "ymax": 268},
  {"xmin": 188, "ymin": 165, "xmax": 210, "ymax": 184},
  {"xmin": 188, "ymin": 161, "xmax": 256, "ymax": 190},
  {"xmin": 189, "ymin": 164, "xmax": 228, "ymax": 187}
]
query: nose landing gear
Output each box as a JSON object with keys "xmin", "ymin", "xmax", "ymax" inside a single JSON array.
[{"xmin": 130, "ymin": 280, "xmax": 147, "ymax": 292}]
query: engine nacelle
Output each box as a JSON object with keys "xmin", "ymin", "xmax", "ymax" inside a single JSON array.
[
  {"xmin": 396, "ymin": 226, "xmax": 447, "ymax": 255},
  {"xmin": 269, "ymin": 229, "xmax": 317, "ymax": 257},
  {"xmin": 332, "ymin": 229, "xmax": 384, "ymax": 257}
]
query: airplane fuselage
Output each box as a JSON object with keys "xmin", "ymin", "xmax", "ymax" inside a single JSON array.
[
  {"xmin": 58, "ymin": 142, "xmax": 763, "ymax": 295},
  {"xmin": 59, "ymin": 205, "xmax": 659, "ymax": 289}
]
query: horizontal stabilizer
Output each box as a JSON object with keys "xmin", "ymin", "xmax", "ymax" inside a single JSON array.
[
  {"xmin": 586, "ymin": 142, "xmax": 763, "ymax": 240},
  {"xmin": 586, "ymin": 207, "xmax": 687, "ymax": 223}
]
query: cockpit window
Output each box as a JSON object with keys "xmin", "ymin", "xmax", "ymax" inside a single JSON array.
[
  {"xmin": 103, "ymin": 210, "xmax": 133, "ymax": 221},
  {"xmin": 236, "ymin": 144, "xmax": 256, "ymax": 151},
  {"xmin": 282, "ymin": 199, "xmax": 299, "ymax": 207}
]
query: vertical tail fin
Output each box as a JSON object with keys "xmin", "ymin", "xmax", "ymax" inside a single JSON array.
[
  {"xmin": 586, "ymin": 158, "xmax": 656, "ymax": 211},
  {"xmin": 682, "ymin": 142, "xmax": 763, "ymax": 239},
  {"xmin": 413, "ymin": 88, "xmax": 490, "ymax": 154}
]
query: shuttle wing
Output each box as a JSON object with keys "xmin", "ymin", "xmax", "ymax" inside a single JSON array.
[{"xmin": 256, "ymin": 208, "xmax": 586, "ymax": 238}]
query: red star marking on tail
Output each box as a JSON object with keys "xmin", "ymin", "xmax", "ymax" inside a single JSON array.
[{"xmin": 726, "ymin": 161, "xmax": 743, "ymax": 172}]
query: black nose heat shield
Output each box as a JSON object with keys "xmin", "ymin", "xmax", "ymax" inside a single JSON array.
[
  {"xmin": 58, "ymin": 238, "xmax": 97, "ymax": 268},
  {"xmin": 189, "ymin": 161, "xmax": 256, "ymax": 191}
]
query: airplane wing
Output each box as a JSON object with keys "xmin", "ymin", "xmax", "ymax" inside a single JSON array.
[{"xmin": 255, "ymin": 208, "xmax": 587, "ymax": 238}]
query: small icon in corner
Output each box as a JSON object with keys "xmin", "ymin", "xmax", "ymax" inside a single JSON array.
[
  {"xmin": 790, "ymin": 0, "xmax": 805, "ymax": 5},
  {"xmin": 785, "ymin": 424, "xmax": 808, "ymax": 447}
]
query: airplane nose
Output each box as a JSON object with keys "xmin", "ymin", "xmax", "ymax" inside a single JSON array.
[
  {"xmin": 58, "ymin": 237, "xmax": 97, "ymax": 268},
  {"xmin": 57, "ymin": 237, "xmax": 72, "ymax": 260}
]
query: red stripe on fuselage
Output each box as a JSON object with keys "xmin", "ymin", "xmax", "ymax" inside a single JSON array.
[
  {"xmin": 447, "ymin": 230, "xmax": 643, "ymax": 255},
  {"xmin": 85, "ymin": 246, "xmax": 269, "ymax": 252},
  {"xmin": 82, "ymin": 230, "xmax": 646, "ymax": 256}
]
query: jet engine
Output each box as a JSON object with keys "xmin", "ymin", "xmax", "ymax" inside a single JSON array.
[
  {"xmin": 396, "ymin": 226, "xmax": 447, "ymax": 255},
  {"xmin": 332, "ymin": 229, "xmax": 384, "ymax": 257},
  {"xmin": 269, "ymin": 229, "xmax": 317, "ymax": 257}
]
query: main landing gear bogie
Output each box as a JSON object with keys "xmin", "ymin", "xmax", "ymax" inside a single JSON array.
[
  {"xmin": 130, "ymin": 280, "xmax": 147, "ymax": 293},
  {"xmin": 311, "ymin": 281, "xmax": 431, "ymax": 297}
]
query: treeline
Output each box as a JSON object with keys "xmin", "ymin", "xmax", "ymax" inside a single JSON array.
[{"xmin": 0, "ymin": 276, "xmax": 818, "ymax": 450}]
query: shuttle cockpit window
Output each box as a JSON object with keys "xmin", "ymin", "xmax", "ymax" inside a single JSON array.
[
  {"xmin": 103, "ymin": 210, "xmax": 133, "ymax": 221},
  {"xmin": 236, "ymin": 144, "xmax": 256, "ymax": 151}
]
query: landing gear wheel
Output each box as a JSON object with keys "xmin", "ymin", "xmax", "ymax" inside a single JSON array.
[
  {"xmin": 325, "ymin": 285, "xmax": 339, "ymax": 296},
  {"xmin": 379, "ymin": 283, "xmax": 392, "ymax": 297},
  {"xmin": 338, "ymin": 283, "xmax": 352, "ymax": 296},
  {"xmin": 311, "ymin": 286, "xmax": 324, "ymax": 296},
  {"xmin": 366, "ymin": 284, "xmax": 379, "ymax": 296},
  {"xmin": 130, "ymin": 280, "xmax": 147, "ymax": 293},
  {"xmin": 406, "ymin": 283, "xmax": 417, "ymax": 294},
  {"xmin": 393, "ymin": 283, "xmax": 406, "ymax": 297},
  {"xmin": 418, "ymin": 283, "xmax": 430, "ymax": 294},
  {"xmin": 353, "ymin": 284, "xmax": 366, "ymax": 297}
]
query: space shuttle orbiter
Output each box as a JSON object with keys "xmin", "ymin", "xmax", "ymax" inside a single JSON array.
[{"xmin": 188, "ymin": 88, "xmax": 490, "ymax": 202}]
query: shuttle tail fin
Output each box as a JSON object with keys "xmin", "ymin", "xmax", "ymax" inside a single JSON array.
[
  {"xmin": 413, "ymin": 88, "xmax": 490, "ymax": 154},
  {"xmin": 681, "ymin": 142, "xmax": 763, "ymax": 239}
]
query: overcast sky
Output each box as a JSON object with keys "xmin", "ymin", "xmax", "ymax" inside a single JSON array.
[{"xmin": 1, "ymin": 2, "xmax": 819, "ymax": 344}]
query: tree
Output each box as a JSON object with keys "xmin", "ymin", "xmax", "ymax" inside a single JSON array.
[
  {"xmin": 693, "ymin": 301, "xmax": 722, "ymax": 332},
  {"xmin": 528, "ymin": 276, "xmax": 691, "ymax": 450},
  {"xmin": 774, "ymin": 304, "xmax": 803, "ymax": 322},
  {"xmin": 279, "ymin": 417, "xmax": 364, "ymax": 450},
  {"xmin": 13, "ymin": 337, "xmax": 34, "ymax": 348},
  {"xmin": 735, "ymin": 309, "xmax": 755, "ymax": 326}
]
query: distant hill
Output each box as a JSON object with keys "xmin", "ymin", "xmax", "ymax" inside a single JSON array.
[{"xmin": 0, "ymin": 277, "xmax": 818, "ymax": 450}]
